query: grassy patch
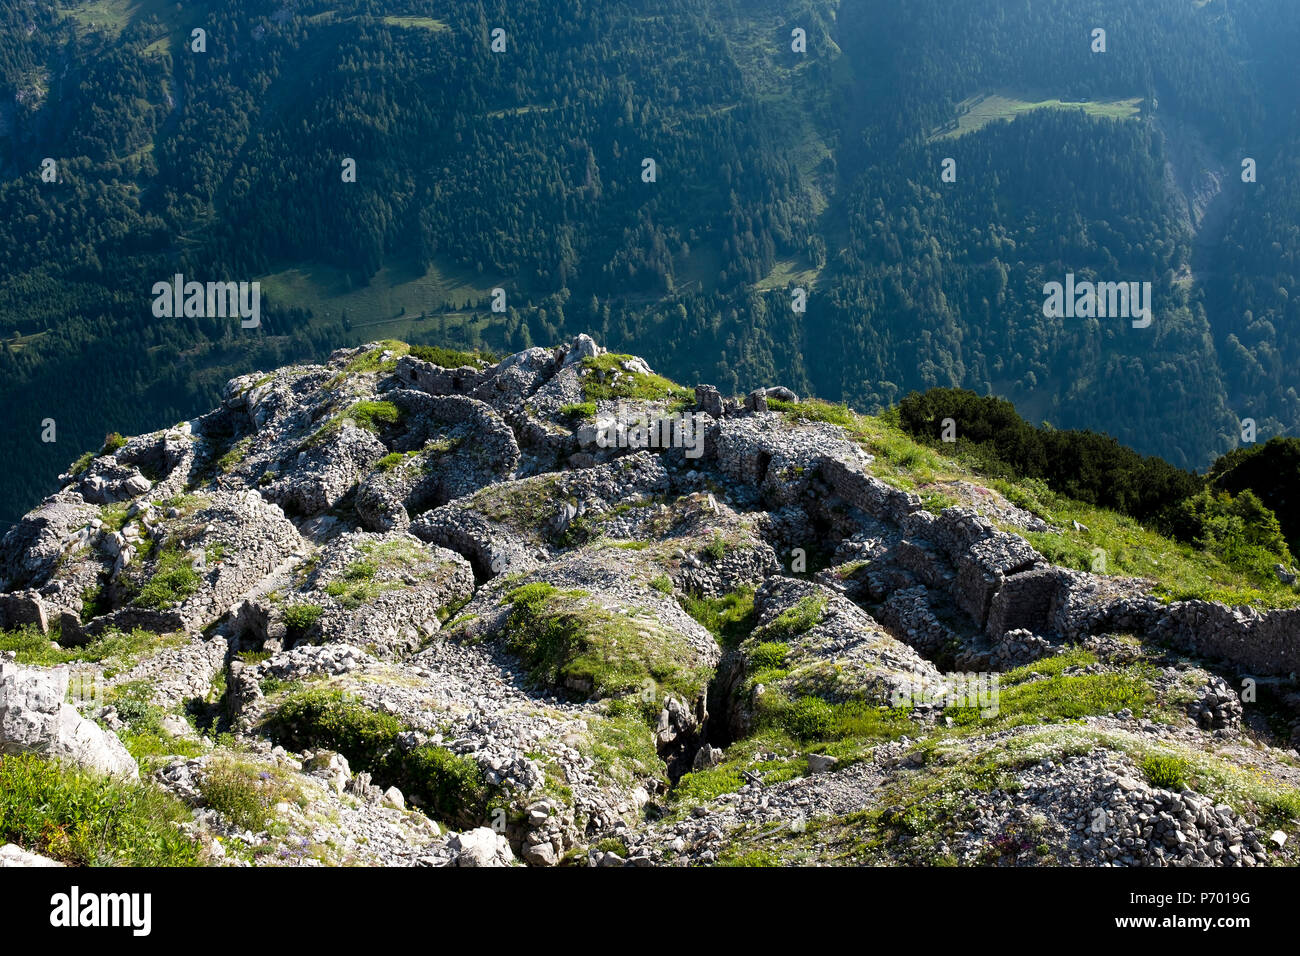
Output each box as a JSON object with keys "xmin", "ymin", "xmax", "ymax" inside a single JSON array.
[
  {"xmin": 265, "ymin": 688, "xmax": 487, "ymax": 823},
  {"xmin": 1141, "ymin": 752, "xmax": 1194, "ymax": 790},
  {"xmin": 408, "ymin": 343, "xmax": 490, "ymax": 368},
  {"xmin": 135, "ymin": 542, "xmax": 201, "ymax": 609},
  {"xmin": 679, "ymin": 588, "xmax": 757, "ymax": 647},
  {"xmin": 586, "ymin": 704, "xmax": 668, "ymax": 789},
  {"xmin": 99, "ymin": 503, "xmax": 132, "ymax": 533},
  {"xmin": 559, "ymin": 401, "xmax": 597, "ymax": 420},
  {"xmin": 767, "ymin": 397, "xmax": 854, "ymax": 427},
  {"xmin": 198, "ymin": 757, "xmax": 303, "ymax": 832},
  {"xmin": 349, "ymin": 400, "xmax": 402, "ymax": 432},
  {"xmin": 580, "ymin": 354, "xmax": 693, "ymax": 405},
  {"xmin": 330, "ymin": 340, "xmax": 410, "ymax": 384},
  {"xmin": 502, "ymin": 583, "xmax": 711, "ymax": 705},
  {"xmin": 1013, "ymin": 481, "xmax": 1300, "ymax": 607},
  {"xmin": 0, "ymin": 625, "xmax": 170, "ymax": 676},
  {"xmin": 0, "ymin": 753, "xmax": 199, "ymax": 866},
  {"xmin": 756, "ymin": 594, "xmax": 825, "ymax": 642},
  {"xmin": 216, "ymin": 435, "xmax": 252, "ymax": 475},
  {"xmin": 945, "ymin": 657, "xmax": 1153, "ymax": 731}
]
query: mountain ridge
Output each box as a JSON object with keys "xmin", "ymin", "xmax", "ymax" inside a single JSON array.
[{"xmin": 1, "ymin": 334, "xmax": 1298, "ymax": 867}]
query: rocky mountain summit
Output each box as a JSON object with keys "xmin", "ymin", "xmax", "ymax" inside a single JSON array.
[{"xmin": 1, "ymin": 335, "xmax": 1298, "ymax": 867}]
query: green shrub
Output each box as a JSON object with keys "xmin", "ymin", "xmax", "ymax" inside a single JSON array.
[
  {"xmin": 69, "ymin": 451, "xmax": 95, "ymax": 476},
  {"xmin": 267, "ymin": 689, "xmax": 488, "ymax": 824},
  {"xmin": 1141, "ymin": 753, "xmax": 1193, "ymax": 791},
  {"xmin": 0, "ymin": 753, "xmax": 198, "ymax": 866},
  {"xmin": 100, "ymin": 432, "xmax": 128, "ymax": 455},
  {"xmin": 394, "ymin": 745, "xmax": 487, "ymax": 823},
  {"xmin": 1209, "ymin": 437, "xmax": 1300, "ymax": 555},
  {"xmin": 749, "ymin": 641, "xmax": 790, "ymax": 671},
  {"xmin": 649, "ymin": 574, "xmax": 674, "ymax": 594},
  {"xmin": 268, "ymin": 688, "xmax": 402, "ymax": 767},
  {"xmin": 783, "ymin": 696, "xmax": 833, "ymax": 739},
  {"xmin": 1169, "ymin": 488, "xmax": 1293, "ymax": 580},
  {"xmin": 282, "ymin": 603, "xmax": 324, "ymax": 643}
]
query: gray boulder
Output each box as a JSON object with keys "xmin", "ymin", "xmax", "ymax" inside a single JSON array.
[
  {"xmin": 448, "ymin": 827, "xmax": 515, "ymax": 867},
  {"xmin": 0, "ymin": 660, "xmax": 138, "ymax": 780}
]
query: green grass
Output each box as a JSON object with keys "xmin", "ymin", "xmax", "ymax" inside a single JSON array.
[
  {"xmin": 107, "ymin": 683, "xmax": 207, "ymax": 764},
  {"xmin": 69, "ymin": 450, "xmax": 95, "ymax": 477},
  {"xmin": 305, "ymin": 398, "xmax": 405, "ymax": 448},
  {"xmin": 321, "ymin": 538, "xmax": 432, "ymax": 609},
  {"xmin": 259, "ymin": 258, "xmax": 495, "ymax": 334},
  {"xmin": 762, "ymin": 695, "xmax": 918, "ymax": 747},
  {"xmin": 216, "ymin": 435, "xmax": 252, "ymax": 474},
  {"xmin": 348, "ymin": 400, "xmax": 402, "ymax": 432},
  {"xmin": 1141, "ymin": 752, "xmax": 1194, "ymax": 790},
  {"xmin": 580, "ymin": 354, "xmax": 694, "ymax": 405},
  {"xmin": 929, "ymin": 91, "xmax": 1143, "ymax": 141},
  {"xmin": 502, "ymin": 583, "xmax": 712, "ymax": 706},
  {"xmin": 198, "ymin": 757, "xmax": 303, "ymax": 832},
  {"xmin": 268, "ymin": 688, "xmax": 404, "ymax": 768},
  {"xmin": 0, "ymin": 625, "xmax": 168, "ymax": 675},
  {"xmin": 748, "ymin": 641, "xmax": 790, "ymax": 671},
  {"xmin": 99, "ymin": 502, "xmax": 131, "ymax": 533},
  {"xmin": 0, "ymin": 753, "xmax": 199, "ymax": 866},
  {"xmin": 756, "ymin": 594, "xmax": 825, "ymax": 642},
  {"xmin": 1002, "ymin": 477, "xmax": 1300, "ymax": 608},
  {"xmin": 60, "ymin": 0, "xmax": 182, "ymax": 37},
  {"xmin": 679, "ymin": 587, "xmax": 758, "ymax": 647},
  {"xmin": 381, "ymin": 15, "xmax": 450, "ymax": 31},
  {"xmin": 266, "ymin": 687, "xmax": 487, "ymax": 823},
  {"xmin": 282, "ymin": 603, "xmax": 324, "ymax": 643},
  {"xmin": 135, "ymin": 543, "xmax": 201, "ymax": 609},
  {"xmin": 408, "ymin": 343, "xmax": 491, "ymax": 368},
  {"xmin": 671, "ymin": 766, "xmax": 746, "ymax": 804},
  {"xmin": 944, "ymin": 651, "xmax": 1154, "ymax": 731},
  {"xmin": 559, "ymin": 401, "xmax": 597, "ymax": 420},
  {"xmin": 68, "ymin": 430, "xmax": 131, "ymax": 477},
  {"xmin": 767, "ymin": 397, "xmax": 853, "ymax": 427},
  {"xmin": 771, "ymin": 393, "xmax": 1298, "ymax": 609},
  {"xmin": 586, "ymin": 707, "xmax": 668, "ymax": 789}
]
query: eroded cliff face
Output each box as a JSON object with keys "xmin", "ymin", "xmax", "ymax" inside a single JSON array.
[{"xmin": 1, "ymin": 334, "xmax": 1297, "ymax": 868}]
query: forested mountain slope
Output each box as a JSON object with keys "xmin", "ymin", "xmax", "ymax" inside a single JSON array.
[{"xmin": 1, "ymin": 0, "xmax": 1298, "ymax": 522}]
